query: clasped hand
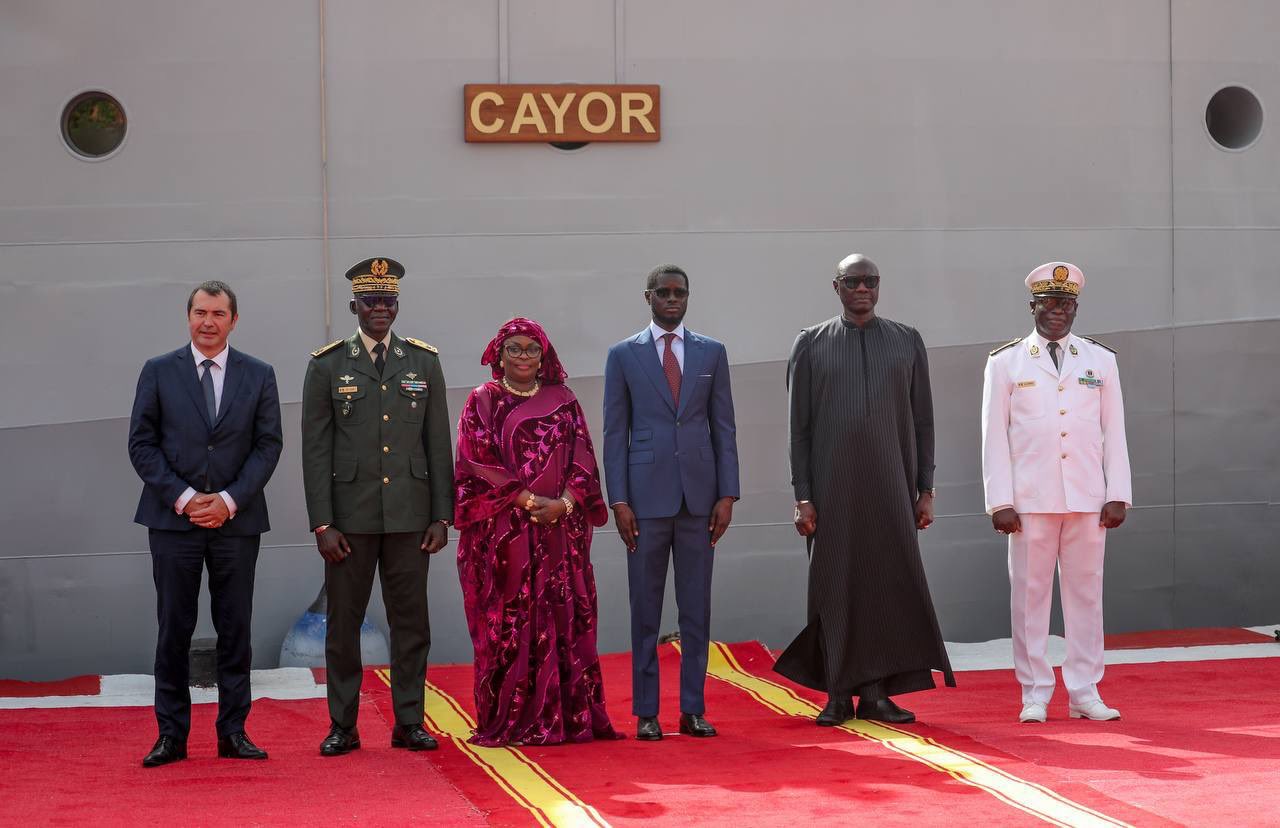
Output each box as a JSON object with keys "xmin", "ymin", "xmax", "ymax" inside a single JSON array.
[
  {"xmin": 520, "ymin": 489, "xmax": 568, "ymax": 526},
  {"xmin": 184, "ymin": 493, "xmax": 229, "ymax": 529}
]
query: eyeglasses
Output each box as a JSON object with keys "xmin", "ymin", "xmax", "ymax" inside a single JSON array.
[
  {"xmin": 1034, "ymin": 297, "xmax": 1078, "ymax": 312},
  {"xmin": 504, "ymin": 343, "xmax": 543, "ymax": 359},
  {"xmin": 357, "ymin": 295, "xmax": 398, "ymax": 309},
  {"xmin": 836, "ymin": 275, "xmax": 880, "ymax": 290},
  {"xmin": 651, "ymin": 287, "xmax": 689, "ymax": 300}
]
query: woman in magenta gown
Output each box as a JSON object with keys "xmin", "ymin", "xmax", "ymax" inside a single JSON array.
[{"xmin": 454, "ymin": 317, "xmax": 620, "ymax": 746}]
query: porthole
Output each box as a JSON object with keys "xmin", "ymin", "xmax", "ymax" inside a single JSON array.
[
  {"xmin": 1205, "ymin": 86, "xmax": 1263, "ymax": 151},
  {"xmin": 61, "ymin": 91, "xmax": 127, "ymax": 159}
]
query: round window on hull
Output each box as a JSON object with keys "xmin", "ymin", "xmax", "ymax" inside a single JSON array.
[
  {"xmin": 62, "ymin": 91, "xmax": 127, "ymax": 159},
  {"xmin": 1205, "ymin": 86, "xmax": 1263, "ymax": 151}
]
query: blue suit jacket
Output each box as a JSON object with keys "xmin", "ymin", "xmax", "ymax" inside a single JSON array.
[
  {"xmin": 128, "ymin": 345, "xmax": 283, "ymax": 536},
  {"xmin": 603, "ymin": 328, "xmax": 740, "ymax": 519}
]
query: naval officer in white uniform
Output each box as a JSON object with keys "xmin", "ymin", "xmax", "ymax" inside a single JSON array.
[{"xmin": 980, "ymin": 262, "xmax": 1132, "ymax": 724}]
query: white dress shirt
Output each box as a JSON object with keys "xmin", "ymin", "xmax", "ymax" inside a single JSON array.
[
  {"xmin": 174, "ymin": 342, "xmax": 237, "ymax": 518},
  {"xmin": 649, "ymin": 320, "xmax": 685, "ymax": 372}
]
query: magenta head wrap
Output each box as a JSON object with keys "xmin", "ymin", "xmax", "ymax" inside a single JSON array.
[{"xmin": 481, "ymin": 317, "xmax": 568, "ymax": 384}]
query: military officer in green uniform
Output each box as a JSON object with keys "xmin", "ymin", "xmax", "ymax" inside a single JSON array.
[{"xmin": 302, "ymin": 257, "xmax": 454, "ymax": 756}]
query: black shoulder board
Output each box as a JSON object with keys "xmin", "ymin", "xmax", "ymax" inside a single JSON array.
[
  {"xmin": 989, "ymin": 337, "xmax": 1022, "ymax": 357},
  {"xmin": 1080, "ymin": 335, "xmax": 1116, "ymax": 354},
  {"xmin": 311, "ymin": 339, "xmax": 344, "ymax": 358},
  {"xmin": 404, "ymin": 337, "xmax": 438, "ymax": 353}
]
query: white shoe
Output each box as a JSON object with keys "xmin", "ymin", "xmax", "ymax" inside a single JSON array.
[
  {"xmin": 1069, "ymin": 699, "xmax": 1121, "ymax": 721},
  {"xmin": 1019, "ymin": 703, "xmax": 1047, "ymax": 723}
]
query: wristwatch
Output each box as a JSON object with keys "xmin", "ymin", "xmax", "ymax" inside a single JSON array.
[
  {"xmin": 314, "ymin": 524, "xmax": 330, "ymax": 535},
  {"xmin": 918, "ymin": 489, "xmax": 936, "ymax": 497}
]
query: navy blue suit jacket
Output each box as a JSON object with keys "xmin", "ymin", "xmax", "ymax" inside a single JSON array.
[
  {"xmin": 128, "ymin": 345, "xmax": 283, "ymax": 536},
  {"xmin": 602, "ymin": 328, "xmax": 740, "ymax": 519}
]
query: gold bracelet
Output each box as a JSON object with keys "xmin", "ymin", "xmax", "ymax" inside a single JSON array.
[{"xmin": 560, "ymin": 494, "xmax": 574, "ymax": 515}]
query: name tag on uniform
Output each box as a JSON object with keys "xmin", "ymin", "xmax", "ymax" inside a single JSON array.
[
  {"xmin": 1016, "ymin": 380, "xmax": 1036, "ymax": 388},
  {"xmin": 337, "ymin": 385, "xmax": 358, "ymax": 394}
]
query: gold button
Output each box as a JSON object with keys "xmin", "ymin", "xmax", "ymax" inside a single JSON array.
[
  {"xmin": 1061, "ymin": 431, "xmax": 1068, "ymax": 437},
  {"xmin": 1058, "ymin": 385, "xmax": 1064, "ymax": 391},
  {"xmin": 383, "ymin": 414, "xmax": 390, "ymax": 422},
  {"xmin": 1061, "ymin": 453, "xmax": 1068, "ymax": 459},
  {"xmin": 381, "ymin": 384, "xmax": 387, "ymax": 391},
  {"xmin": 382, "ymin": 446, "xmax": 389, "ymax": 454},
  {"xmin": 382, "ymin": 476, "xmax": 390, "ymax": 484},
  {"xmin": 1059, "ymin": 409, "xmax": 1067, "ymax": 415}
]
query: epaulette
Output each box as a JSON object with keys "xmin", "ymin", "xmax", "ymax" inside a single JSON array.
[
  {"xmin": 989, "ymin": 337, "xmax": 1022, "ymax": 357},
  {"xmin": 1079, "ymin": 335, "xmax": 1116, "ymax": 354},
  {"xmin": 404, "ymin": 337, "xmax": 438, "ymax": 354},
  {"xmin": 310, "ymin": 339, "xmax": 344, "ymax": 358}
]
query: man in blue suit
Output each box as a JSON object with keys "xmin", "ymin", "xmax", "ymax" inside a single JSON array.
[
  {"xmin": 128, "ymin": 280, "xmax": 283, "ymax": 767},
  {"xmin": 603, "ymin": 264, "xmax": 740, "ymax": 741}
]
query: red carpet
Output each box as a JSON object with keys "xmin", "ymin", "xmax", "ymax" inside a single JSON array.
[
  {"xmin": 1102, "ymin": 627, "xmax": 1274, "ymax": 649},
  {"xmin": 4, "ymin": 636, "xmax": 1280, "ymax": 826},
  {"xmin": 0, "ymin": 695, "xmax": 484, "ymax": 826}
]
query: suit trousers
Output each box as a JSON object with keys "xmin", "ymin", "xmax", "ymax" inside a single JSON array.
[
  {"xmin": 149, "ymin": 528, "xmax": 260, "ymax": 739},
  {"xmin": 325, "ymin": 531, "xmax": 430, "ymax": 729},
  {"xmin": 628, "ymin": 505, "xmax": 715, "ymax": 717},
  {"xmin": 1008, "ymin": 512, "xmax": 1107, "ymax": 706}
]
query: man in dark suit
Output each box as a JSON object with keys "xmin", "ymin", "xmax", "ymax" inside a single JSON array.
[
  {"xmin": 301, "ymin": 258, "xmax": 454, "ymax": 756},
  {"xmin": 128, "ymin": 280, "xmax": 283, "ymax": 767},
  {"xmin": 603, "ymin": 264, "xmax": 740, "ymax": 741}
]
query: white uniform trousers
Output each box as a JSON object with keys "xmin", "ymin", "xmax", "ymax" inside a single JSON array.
[{"xmin": 1008, "ymin": 512, "xmax": 1107, "ymax": 706}]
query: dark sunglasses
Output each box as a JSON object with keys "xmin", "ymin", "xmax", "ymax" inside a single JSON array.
[
  {"xmin": 836, "ymin": 275, "xmax": 880, "ymax": 290},
  {"xmin": 357, "ymin": 295, "xmax": 398, "ymax": 309},
  {"xmin": 1034, "ymin": 297, "xmax": 1078, "ymax": 312},
  {"xmin": 504, "ymin": 343, "xmax": 543, "ymax": 359},
  {"xmin": 651, "ymin": 287, "xmax": 689, "ymax": 300}
]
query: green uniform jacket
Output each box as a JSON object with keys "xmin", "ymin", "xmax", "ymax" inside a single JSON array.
[{"xmin": 302, "ymin": 332, "xmax": 454, "ymax": 534}]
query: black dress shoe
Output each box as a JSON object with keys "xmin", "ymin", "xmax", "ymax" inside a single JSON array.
[
  {"xmin": 391, "ymin": 724, "xmax": 438, "ymax": 751},
  {"xmin": 217, "ymin": 731, "xmax": 268, "ymax": 760},
  {"xmin": 815, "ymin": 696, "xmax": 855, "ymax": 727},
  {"xmin": 678, "ymin": 713, "xmax": 717, "ymax": 737},
  {"xmin": 142, "ymin": 736, "xmax": 187, "ymax": 767},
  {"xmin": 636, "ymin": 716, "xmax": 663, "ymax": 741},
  {"xmin": 856, "ymin": 697, "xmax": 916, "ymax": 724},
  {"xmin": 319, "ymin": 724, "xmax": 361, "ymax": 756}
]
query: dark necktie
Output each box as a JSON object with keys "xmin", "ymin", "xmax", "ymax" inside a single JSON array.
[
  {"xmin": 373, "ymin": 342, "xmax": 386, "ymax": 376},
  {"xmin": 1047, "ymin": 341, "xmax": 1061, "ymax": 370},
  {"xmin": 661, "ymin": 332, "xmax": 681, "ymax": 405},
  {"xmin": 200, "ymin": 359, "xmax": 217, "ymax": 421}
]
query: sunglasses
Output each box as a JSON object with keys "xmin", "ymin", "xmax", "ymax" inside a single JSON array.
[
  {"xmin": 650, "ymin": 287, "xmax": 689, "ymax": 300},
  {"xmin": 1034, "ymin": 297, "xmax": 1078, "ymax": 312},
  {"xmin": 504, "ymin": 343, "xmax": 543, "ymax": 359},
  {"xmin": 836, "ymin": 275, "xmax": 880, "ymax": 290},
  {"xmin": 357, "ymin": 295, "xmax": 398, "ymax": 309}
]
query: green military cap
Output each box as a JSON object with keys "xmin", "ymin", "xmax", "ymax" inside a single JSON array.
[{"xmin": 346, "ymin": 257, "xmax": 405, "ymax": 295}]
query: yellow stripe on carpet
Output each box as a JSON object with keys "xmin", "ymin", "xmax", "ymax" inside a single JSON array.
[
  {"xmin": 373, "ymin": 669, "xmax": 610, "ymax": 828},
  {"xmin": 693, "ymin": 642, "xmax": 1132, "ymax": 828}
]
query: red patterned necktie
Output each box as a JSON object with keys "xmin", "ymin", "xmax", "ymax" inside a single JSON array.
[{"xmin": 661, "ymin": 332, "xmax": 682, "ymax": 405}]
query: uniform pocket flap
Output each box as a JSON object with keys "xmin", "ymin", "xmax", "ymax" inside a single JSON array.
[
  {"xmin": 332, "ymin": 458, "xmax": 357, "ymax": 482},
  {"xmin": 632, "ymin": 429, "xmax": 653, "ymax": 442},
  {"xmin": 409, "ymin": 455, "xmax": 431, "ymax": 479}
]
